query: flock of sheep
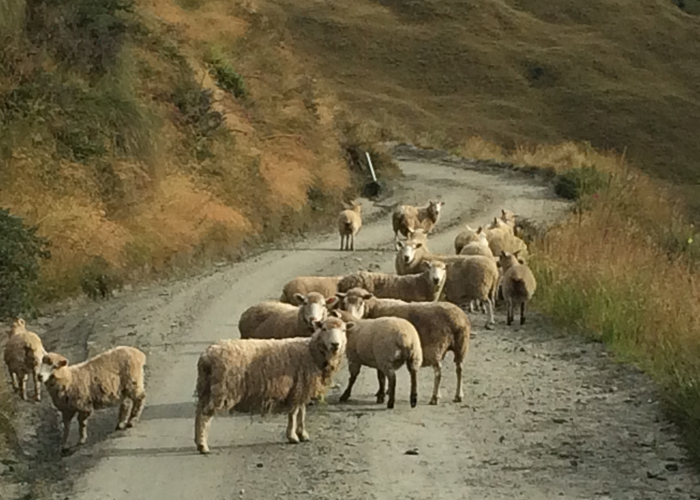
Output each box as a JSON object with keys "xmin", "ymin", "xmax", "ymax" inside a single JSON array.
[{"xmin": 2, "ymin": 199, "xmax": 537, "ymax": 457}]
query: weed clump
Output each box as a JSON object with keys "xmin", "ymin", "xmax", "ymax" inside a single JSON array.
[{"xmin": 554, "ymin": 166, "xmax": 609, "ymax": 201}]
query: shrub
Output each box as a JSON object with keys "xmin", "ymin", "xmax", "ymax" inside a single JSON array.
[
  {"xmin": 209, "ymin": 59, "xmax": 246, "ymax": 99},
  {"xmin": 554, "ymin": 166, "xmax": 609, "ymax": 201},
  {"xmin": 0, "ymin": 208, "xmax": 50, "ymax": 320},
  {"xmin": 80, "ymin": 255, "xmax": 122, "ymax": 299},
  {"xmin": 172, "ymin": 77, "xmax": 225, "ymax": 161}
]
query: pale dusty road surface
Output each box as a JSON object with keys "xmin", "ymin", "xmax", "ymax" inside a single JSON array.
[{"xmin": 21, "ymin": 149, "xmax": 700, "ymax": 499}]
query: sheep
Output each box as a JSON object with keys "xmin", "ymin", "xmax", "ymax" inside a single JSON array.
[
  {"xmin": 498, "ymin": 251, "xmax": 537, "ymax": 325},
  {"xmin": 194, "ymin": 316, "xmax": 348, "ymax": 454},
  {"xmin": 338, "ymin": 261, "xmax": 446, "ymax": 302},
  {"xmin": 442, "ymin": 256, "xmax": 499, "ymax": 328},
  {"xmin": 331, "ymin": 309, "xmax": 422, "ymax": 409},
  {"xmin": 3, "ymin": 318, "xmax": 46, "ymax": 402},
  {"xmin": 454, "ymin": 224, "xmax": 480, "ymax": 254},
  {"xmin": 459, "ymin": 229, "xmax": 493, "ymax": 257},
  {"xmin": 487, "ymin": 231, "xmax": 529, "ymax": 261},
  {"xmin": 38, "ymin": 346, "xmax": 146, "ymax": 452},
  {"xmin": 394, "ymin": 238, "xmax": 431, "ymax": 276},
  {"xmin": 280, "ymin": 276, "xmax": 343, "ymax": 304},
  {"xmin": 338, "ymin": 201, "xmax": 362, "ymax": 251},
  {"xmin": 338, "ymin": 289, "xmax": 470, "ymax": 405},
  {"xmin": 500, "ymin": 208, "xmax": 517, "ymax": 230},
  {"xmin": 486, "ymin": 215, "xmax": 515, "ymax": 236},
  {"xmin": 239, "ymin": 292, "xmax": 337, "ymax": 339},
  {"xmin": 392, "ymin": 200, "xmax": 444, "ymax": 241}
]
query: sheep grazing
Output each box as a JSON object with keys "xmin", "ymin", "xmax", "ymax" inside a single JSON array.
[
  {"xmin": 194, "ymin": 316, "xmax": 348, "ymax": 454},
  {"xmin": 280, "ymin": 276, "xmax": 342, "ymax": 304},
  {"xmin": 498, "ymin": 251, "xmax": 537, "ymax": 325},
  {"xmin": 239, "ymin": 292, "xmax": 337, "ymax": 339},
  {"xmin": 39, "ymin": 346, "xmax": 146, "ymax": 452},
  {"xmin": 338, "ymin": 289, "xmax": 470, "ymax": 405},
  {"xmin": 338, "ymin": 261, "xmax": 447, "ymax": 303},
  {"xmin": 332, "ymin": 310, "xmax": 422, "ymax": 409},
  {"xmin": 442, "ymin": 256, "xmax": 499, "ymax": 328},
  {"xmin": 454, "ymin": 224, "xmax": 480, "ymax": 254},
  {"xmin": 392, "ymin": 200, "xmax": 444, "ymax": 241},
  {"xmin": 459, "ymin": 228, "xmax": 493, "ymax": 258},
  {"xmin": 338, "ymin": 201, "xmax": 362, "ymax": 251},
  {"xmin": 3, "ymin": 318, "xmax": 46, "ymax": 402}
]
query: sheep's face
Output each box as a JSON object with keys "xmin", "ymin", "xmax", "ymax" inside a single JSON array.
[
  {"xmin": 396, "ymin": 241, "xmax": 421, "ymax": 265},
  {"xmin": 38, "ymin": 353, "xmax": 69, "ymax": 383},
  {"xmin": 336, "ymin": 288, "xmax": 373, "ymax": 319},
  {"xmin": 427, "ymin": 262, "xmax": 447, "ymax": 287},
  {"xmin": 428, "ymin": 201, "xmax": 445, "ymax": 219},
  {"xmin": 295, "ymin": 293, "xmax": 328, "ymax": 331},
  {"xmin": 498, "ymin": 251, "xmax": 519, "ymax": 271},
  {"xmin": 313, "ymin": 317, "xmax": 347, "ymax": 355}
]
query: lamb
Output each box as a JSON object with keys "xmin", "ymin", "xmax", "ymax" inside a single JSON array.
[
  {"xmin": 194, "ymin": 316, "xmax": 348, "ymax": 454},
  {"xmin": 453, "ymin": 224, "xmax": 480, "ymax": 254},
  {"xmin": 280, "ymin": 276, "xmax": 342, "ymax": 304},
  {"xmin": 392, "ymin": 200, "xmax": 444, "ymax": 241},
  {"xmin": 459, "ymin": 229, "xmax": 493, "ymax": 257},
  {"xmin": 239, "ymin": 292, "xmax": 336, "ymax": 339},
  {"xmin": 338, "ymin": 201, "xmax": 362, "ymax": 251},
  {"xmin": 498, "ymin": 251, "xmax": 537, "ymax": 325},
  {"xmin": 3, "ymin": 318, "xmax": 46, "ymax": 402},
  {"xmin": 332, "ymin": 310, "xmax": 422, "ymax": 409},
  {"xmin": 442, "ymin": 256, "xmax": 500, "ymax": 327},
  {"xmin": 38, "ymin": 346, "xmax": 146, "ymax": 452},
  {"xmin": 338, "ymin": 288, "xmax": 470, "ymax": 405},
  {"xmin": 337, "ymin": 261, "xmax": 446, "ymax": 302}
]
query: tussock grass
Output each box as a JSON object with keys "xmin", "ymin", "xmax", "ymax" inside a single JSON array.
[{"xmin": 464, "ymin": 138, "xmax": 700, "ymax": 462}]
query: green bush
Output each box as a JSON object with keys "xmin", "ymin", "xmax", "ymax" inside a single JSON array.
[
  {"xmin": 554, "ymin": 166, "xmax": 609, "ymax": 201},
  {"xmin": 209, "ymin": 59, "xmax": 246, "ymax": 98},
  {"xmin": 172, "ymin": 77, "xmax": 224, "ymax": 161},
  {"xmin": 0, "ymin": 208, "xmax": 50, "ymax": 320},
  {"xmin": 80, "ymin": 255, "xmax": 122, "ymax": 299}
]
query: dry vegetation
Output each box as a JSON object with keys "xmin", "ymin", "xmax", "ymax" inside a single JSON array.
[{"xmin": 462, "ymin": 138, "xmax": 700, "ymax": 462}]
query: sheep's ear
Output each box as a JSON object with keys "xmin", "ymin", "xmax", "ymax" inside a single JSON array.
[
  {"xmin": 335, "ymin": 292, "xmax": 347, "ymax": 300},
  {"xmin": 395, "ymin": 241, "xmax": 405, "ymax": 251},
  {"xmin": 294, "ymin": 293, "xmax": 308, "ymax": 305},
  {"xmin": 477, "ymin": 226, "xmax": 483, "ymax": 234},
  {"xmin": 18, "ymin": 318, "xmax": 25, "ymax": 327},
  {"xmin": 346, "ymin": 322, "xmax": 356, "ymax": 331},
  {"xmin": 439, "ymin": 201, "xmax": 445, "ymax": 207},
  {"xmin": 312, "ymin": 320, "xmax": 323, "ymax": 331},
  {"xmin": 500, "ymin": 250, "xmax": 507, "ymax": 257},
  {"xmin": 415, "ymin": 242, "xmax": 423, "ymax": 249},
  {"xmin": 361, "ymin": 292, "xmax": 374, "ymax": 300},
  {"xmin": 502, "ymin": 209, "xmax": 507, "ymax": 217},
  {"xmin": 465, "ymin": 224, "xmax": 474, "ymax": 231},
  {"xmin": 517, "ymin": 258, "xmax": 526, "ymax": 265},
  {"xmin": 407, "ymin": 228, "xmax": 415, "ymax": 235},
  {"xmin": 42, "ymin": 355, "xmax": 51, "ymax": 365},
  {"xmin": 330, "ymin": 310, "xmax": 342, "ymax": 318},
  {"xmin": 57, "ymin": 358, "xmax": 68, "ymax": 368},
  {"xmin": 326, "ymin": 296, "xmax": 339, "ymax": 307},
  {"xmin": 513, "ymin": 250, "xmax": 521, "ymax": 257}
]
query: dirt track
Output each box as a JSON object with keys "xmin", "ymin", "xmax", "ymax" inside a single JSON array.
[{"xmin": 11, "ymin": 148, "xmax": 700, "ymax": 499}]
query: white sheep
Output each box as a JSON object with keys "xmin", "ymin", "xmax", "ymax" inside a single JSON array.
[
  {"xmin": 338, "ymin": 261, "xmax": 446, "ymax": 302},
  {"xmin": 194, "ymin": 316, "xmax": 348, "ymax": 454},
  {"xmin": 394, "ymin": 238, "xmax": 431, "ymax": 276},
  {"xmin": 38, "ymin": 346, "xmax": 146, "ymax": 452},
  {"xmin": 280, "ymin": 276, "xmax": 343, "ymax": 305},
  {"xmin": 453, "ymin": 224, "xmax": 480, "ymax": 254},
  {"xmin": 338, "ymin": 201, "xmax": 362, "ymax": 251},
  {"xmin": 332, "ymin": 309, "xmax": 423, "ymax": 409},
  {"xmin": 442, "ymin": 256, "xmax": 499, "ymax": 328},
  {"xmin": 338, "ymin": 289, "xmax": 470, "ymax": 405},
  {"xmin": 459, "ymin": 229, "xmax": 493, "ymax": 257},
  {"xmin": 498, "ymin": 251, "xmax": 537, "ymax": 325},
  {"xmin": 3, "ymin": 318, "xmax": 46, "ymax": 402},
  {"xmin": 239, "ymin": 292, "xmax": 336, "ymax": 339},
  {"xmin": 392, "ymin": 200, "xmax": 444, "ymax": 241}
]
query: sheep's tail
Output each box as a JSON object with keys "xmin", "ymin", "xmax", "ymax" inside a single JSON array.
[
  {"xmin": 344, "ymin": 220, "xmax": 353, "ymax": 231},
  {"xmin": 195, "ymin": 352, "xmax": 213, "ymax": 411},
  {"xmin": 406, "ymin": 341, "xmax": 423, "ymax": 373},
  {"xmin": 511, "ymin": 277, "xmax": 528, "ymax": 297},
  {"xmin": 451, "ymin": 319, "xmax": 470, "ymax": 365}
]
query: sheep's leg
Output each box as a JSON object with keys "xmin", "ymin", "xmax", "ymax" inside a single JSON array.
[
  {"xmin": 19, "ymin": 374, "xmax": 28, "ymax": 401},
  {"xmin": 350, "ymin": 233, "xmax": 355, "ymax": 251},
  {"xmin": 116, "ymin": 398, "xmax": 133, "ymax": 430},
  {"xmin": 408, "ymin": 367, "xmax": 418, "ymax": 408},
  {"xmin": 77, "ymin": 411, "xmax": 91, "ymax": 445},
  {"xmin": 520, "ymin": 301, "xmax": 526, "ymax": 325},
  {"xmin": 468, "ymin": 301, "xmax": 476, "ymax": 313},
  {"xmin": 286, "ymin": 407, "xmax": 301, "ymax": 444},
  {"xmin": 375, "ymin": 371, "xmax": 386, "ymax": 404},
  {"xmin": 340, "ymin": 234, "xmax": 345, "ymax": 251},
  {"xmin": 429, "ymin": 363, "xmax": 442, "ymax": 405},
  {"xmin": 453, "ymin": 360, "xmax": 464, "ymax": 403},
  {"xmin": 9, "ymin": 371, "xmax": 19, "ymax": 393},
  {"xmin": 507, "ymin": 300, "xmax": 514, "ymax": 326},
  {"xmin": 60, "ymin": 411, "xmax": 75, "ymax": 452},
  {"xmin": 194, "ymin": 407, "xmax": 214, "ymax": 454},
  {"xmin": 296, "ymin": 404, "xmax": 309, "ymax": 442},
  {"xmin": 127, "ymin": 392, "xmax": 146, "ymax": 428},
  {"xmin": 386, "ymin": 369, "xmax": 397, "ymax": 409},
  {"xmin": 484, "ymin": 297, "xmax": 495, "ymax": 330},
  {"xmin": 339, "ymin": 363, "xmax": 361, "ymax": 403},
  {"xmin": 32, "ymin": 369, "xmax": 41, "ymax": 402}
]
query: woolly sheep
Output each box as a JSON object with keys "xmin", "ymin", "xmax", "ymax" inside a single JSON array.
[
  {"xmin": 442, "ymin": 256, "xmax": 499, "ymax": 328},
  {"xmin": 498, "ymin": 251, "xmax": 537, "ymax": 325},
  {"xmin": 338, "ymin": 261, "xmax": 446, "ymax": 302},
  {"xmin": 39, "ymin": 346, "xmax": 146, "ymax": 452},
  {"xmin": 338, "ymin": 289, "xmax": 470, "ymax": 405},
  {"xmin": 394, "ymin": 238, "xmax": 431, "ymax": 276},
  {"xmin": 338, "ymin": 201, "xmax": 362, "ymax": 251},
  {"xmin": 239, "ymin": 293, "xmax": 337, "ymax": 339},
  {"xmin": 487, "ymin": 231, "xmax": 529, "ymax": 260},
  {"xmin": 459, "ymin": 229, "xmax": 493, "ymax": 257},
  {"xmin": 194, "ymin": 316, "xmax": 348, "ymax": 454},
  {"xmin": 3, "ymin": 318, "xmax": 46, "ymax": 402},
  {"xmin": 332, "ymin": 309, "xmax": 423, "ymax": 409},
  {"xmin": 392, "ymin": 200, "xmax": 444, "ymax": 241},
  {"xmin": 280, "ymin": 276, "xmax": 343, "ymax": 304},
  {"xmin": 453, "ymin": 224, "xmax": 480, "ymax": 254}
]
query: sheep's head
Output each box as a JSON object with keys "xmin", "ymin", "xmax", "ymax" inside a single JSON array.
[
  {"xmin": 428, "ymin": 200, "xmax": 445, "ymax": 220},
  {"xmin": 498, "ymin": 251, "xmax": 520, "ymax": 271},
  {"xmin": 395, "ymin": 240, "xmax": 423, "ymax": 265},
  {"xmin": 39, "ymin": 353, "xmax": 69, "ymax": 383},
  {"xmin": 501, "ymin": 209, "xmax": 516, "ymax": 228},
  {"xmin": 425, "ymin": 261, "xmax": 447, "ymax": 288},
  {"xmin": 295, "ymin": 292, "xmax": 331, "ymax": 331},
  {"xmin": 9, "ymin": 318, "xmax": 26, "ymax": 337},
  {"xmin": 335, "ymin": 288, "xmax": 374, "ymax": 319},
  {"xmin": 311, "ymin": 317, "xmax": 347, "ymax": 356}
]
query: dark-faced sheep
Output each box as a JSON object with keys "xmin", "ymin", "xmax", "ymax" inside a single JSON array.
[{"xmin": 194, "ymin": 316, "xmax": 348, "ymax": 454}]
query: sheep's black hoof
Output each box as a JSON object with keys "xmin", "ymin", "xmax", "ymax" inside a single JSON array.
[
  {"xmin": 387, "ymin": 401, "xmax": 395, "ymax": 409},
  {"xmin": 410, "ymin": 395, "xmax": 418, "ymax": 408}
]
